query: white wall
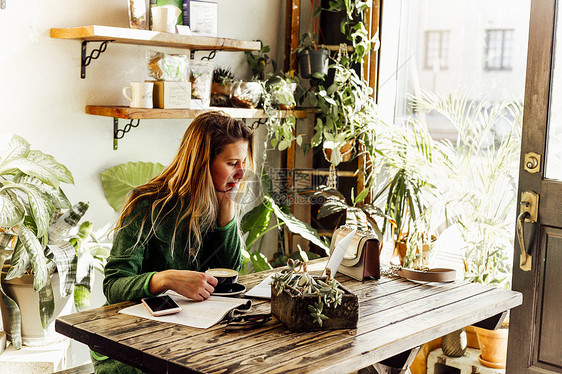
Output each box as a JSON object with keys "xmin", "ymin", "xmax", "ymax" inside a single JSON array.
[{"xmin": 0, "ymin": 0, "xmax": 284, "ymax": 364}]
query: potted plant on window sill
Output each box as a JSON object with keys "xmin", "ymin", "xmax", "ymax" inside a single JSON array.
[{"xmin": 0, "ymin": 135, "xmax": 109, "ymax": 349}]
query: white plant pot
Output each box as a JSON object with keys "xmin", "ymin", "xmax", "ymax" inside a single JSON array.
[{"xmin": 0, "ymin": 272, "xmax": 72, "ymax": 346}]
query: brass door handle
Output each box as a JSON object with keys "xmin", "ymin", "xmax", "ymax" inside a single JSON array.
[
  {"xmin": 517, "ymin": 211, "xmax": 533, "ymax": 271},
  {"xmin": 517, "ymin": 191, "xmax": 538, "ymax": 272}
]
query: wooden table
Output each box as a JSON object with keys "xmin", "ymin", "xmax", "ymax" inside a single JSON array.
[{"xmin": 55, "ymin": 262, "xmax": 522, "ymax": 374}]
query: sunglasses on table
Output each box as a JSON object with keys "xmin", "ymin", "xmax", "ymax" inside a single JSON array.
[{"xmin": 221, "ymin": 309, "xmax": 272, "ymax": 332}]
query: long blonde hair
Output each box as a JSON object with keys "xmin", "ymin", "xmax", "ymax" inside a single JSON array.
[{"xmin": 116, "ymin": 111, "xmax": 254, "ymax": 258}]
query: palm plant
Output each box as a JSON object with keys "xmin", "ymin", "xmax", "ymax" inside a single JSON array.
[{"xmin": 412, "ymin": 91, "xmax": 523, "ymax": 288}]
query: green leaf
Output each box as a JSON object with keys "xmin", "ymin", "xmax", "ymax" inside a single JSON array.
[
  {"xmin": 45, "ymin": 242, "xmax": 77, "ymax": 298},
  {"xmin": 317, "ymin": 199, "xmax": 348, "ymax": 219},
  {"xmin": 0, "ymin": 189, "xmax": 24, "ymax": 227},
  {"xmin": 16, "ymin": 175, "xmax": 72, "ymax": 210},
  {"xmin": 74, "ymin": 285, "xmax": 91, "ymax": 312},
  {"xmin": 10, "ymin": 225, "xmax": 48, "ymax": 292},
  {"xmin": 38, "ymin": 277, "xmax": 55, "ymax": 330},
  {"xmin": 27, "ymin": 151, "xmax": 74, "ymax": 185},
  {"xmin": 0, "ymin": 158, "xmax": 60, "ymax": 188},
  {"xmin": 0, "ymin": 287, "xmax": 21, "ymax": 349},
  {"xmin": 100, "ymin": 161, "xmax": 166, "ymax": 212},
  {"xmin": 278, "ymin": 140, "xmax": 291, "ymax": 151},
  {"xmin": 0, "ymin": 247, "xmax": 22, "ymax": 349},
  {"xmin": 20, "ymin": 183, "xmax": 53, "ymax": 238},
  {"xmin": 265, "ymin": 195, "xmax": 330, "ymax": 254},
  {"xmin": 249, "ymin": 251, "xmax": 272, "ymax": 272},
  {"xmin": 0, "ymin": 135, "xmax": 30, "ymax": 166},
  {"xmin": 354, "ymin": 187, "xmax": 370, "ymax": 205},
  {"xmin": 6, "ymin": 239, "xmax": 30, "ymax": 279},
  {"xmin": 241, "ymin": 201, "xmax": 273, "ymax": 249}
]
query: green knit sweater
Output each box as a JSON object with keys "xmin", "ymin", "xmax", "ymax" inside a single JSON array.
[{"xmin": 103, "ymin": 200, "xmax": 242, "ymax": 305}]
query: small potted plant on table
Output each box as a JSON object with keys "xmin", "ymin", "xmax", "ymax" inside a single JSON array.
[{"xmin": 270, "ymin": 259, "xmax": 358, "ymax": 331}]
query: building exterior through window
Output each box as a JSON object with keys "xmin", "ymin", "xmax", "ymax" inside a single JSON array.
[
  {"xmin": 424, "ymin": 30, "xmax": 450, "ymax": 71},
  {"xmin": 485, "ymin": 29, "xmax": 515, "ymax": 71}
]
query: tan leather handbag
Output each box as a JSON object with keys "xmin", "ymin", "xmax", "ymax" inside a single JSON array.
[{"xmin": 330, "ymin": 225, "xmax": 381, "ymax": 281}]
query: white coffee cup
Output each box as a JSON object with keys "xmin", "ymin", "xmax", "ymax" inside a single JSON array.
[
  {"xmin": 122, "ymin": 82, "xmax": 154, "ymax": 108},
  {"xmin": 151, "ymin": 5, "xmax": 181, "ymax": 33}
]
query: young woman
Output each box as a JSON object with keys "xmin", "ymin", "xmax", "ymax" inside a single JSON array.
[{"xmin": 92, "ymin": 111, "xmax": 254, "ymax": 373}]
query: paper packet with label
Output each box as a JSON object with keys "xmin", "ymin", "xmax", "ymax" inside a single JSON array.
[{"xmin": 147, "ymin": 51, "xmax": 189, "ymax": 81}]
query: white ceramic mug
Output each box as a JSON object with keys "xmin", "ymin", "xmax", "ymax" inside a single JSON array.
[
  {"xmin": 122, "ymin": 82, "xmax": 154, "ymax": 108},
  {"xmin": 151, "ymin": 5, "xmax": 181, "ymax": 33}
]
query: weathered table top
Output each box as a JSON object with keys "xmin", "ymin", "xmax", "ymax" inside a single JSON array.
[{"xmin": 55, "ymin": 261, "xmax": 522, "ymax": 374}]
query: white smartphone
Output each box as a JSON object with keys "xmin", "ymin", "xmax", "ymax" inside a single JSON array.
[{"xmin": 141, "ymin": 295, "xmax": 182, "ymax": 316}]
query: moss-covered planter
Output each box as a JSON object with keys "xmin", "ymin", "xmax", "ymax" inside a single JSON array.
[{"xmin": 271, "ymin": 281, "xmax": 358, "ymax": 332}]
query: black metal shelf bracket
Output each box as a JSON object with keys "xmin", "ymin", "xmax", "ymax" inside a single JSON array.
[
  {"xmin": 113, "ymin": 117, "xmax": 140, "ymax": 150},
  {"xmin": 249, "ymin": 118, "xmax": 267, "ymax": 130},
  {"xmin": 201, "ymin": 50, "xmax": 217, "ymax": 61},
  {"xmin": 190, "ymin": 50, "xmax": 217, "ymax": 60},
  {"xmin": 81, "ymin": 40, "xmax": 113, "ymax": 79}
]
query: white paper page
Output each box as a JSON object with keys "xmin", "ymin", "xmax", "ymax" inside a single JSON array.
[
  {"xmin": 245, "ymin": 274, "xmax": 274, "ymax": 299},
  {"xmin": 323, "ymin": 227, "xmax": 357, "ymax": 277},
  {"xmin": 118, "ymin": 294, "xmax": 250, "ymax": 329}
]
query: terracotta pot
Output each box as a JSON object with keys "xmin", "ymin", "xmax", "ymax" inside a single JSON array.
[
  {"xmin": 394, "ymin": 235, "xmax": 436, "ymax": 267},
  {"xmin": 0, "ymin": 271, "xmax": 71, "ymax": 346},
  {"xmin": 323, "ymin": 139, "xmax": 355, "ymax": 164},
  {"xmin": 474, "ymin": 326, "xmax": 509, "ymax": 369},
  {"xmin": 211, "ymin": 82, "xmax": 232, "ymax": 96},
  {"xmin": 465, "ymin": 325, "xmax": 480, "ymax": 349}
]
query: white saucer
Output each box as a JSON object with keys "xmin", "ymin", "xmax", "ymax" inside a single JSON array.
[{"xmin": 212, "ymin": 283, "xmax": 246, "ymax": 296}]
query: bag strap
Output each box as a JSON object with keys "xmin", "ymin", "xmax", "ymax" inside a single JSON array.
[{"xmin": 396, "ymin": 267, "xmax": 456, "ymax": 283}]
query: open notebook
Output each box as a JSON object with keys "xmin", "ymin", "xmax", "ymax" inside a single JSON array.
[{"xmin": 118, "ymin": 291, "xmax": 251, "ymax": 329}]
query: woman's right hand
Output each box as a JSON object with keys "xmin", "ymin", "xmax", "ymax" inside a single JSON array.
[{"xmin": 149, "ymin": 270, "xmax": 218, "ymax": 301}]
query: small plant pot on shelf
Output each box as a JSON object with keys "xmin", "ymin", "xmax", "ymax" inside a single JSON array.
[
  {"xmin": 271, "ymin": 279, "xmax": 358, "ymax": 332},
  {"xmin": 271, "ymin": 82, "xmax": 297, "ymax": 110},
  {"xmin": 323, "ymin": 139, "xmax": 355, "ymax": 165},
  {"xmin": 297, "ymin": 47, "xmax": 330, "ymax": 79},
  {"xmin": 464, "ymin": 325, "xmax": 480, "ymax": 349},
  {"xmin": 210, "ymin": 83, "xmax": 232, "ymax": 107},
  {"xmin": 230, "ymin": 81, "xmax": 262, "ymax": 109}
]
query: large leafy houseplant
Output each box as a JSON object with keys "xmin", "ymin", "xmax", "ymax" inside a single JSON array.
[
  {"xmin": 413, "ymin": 91, "xmax": 522, "ymax": 288},
  {"xmin": 374, "ymin": 117, "xmax": 442, "ymax": 268},
  {"xmin": 0, "ymin": 135, "xmax": 109, "ymax": 349}
]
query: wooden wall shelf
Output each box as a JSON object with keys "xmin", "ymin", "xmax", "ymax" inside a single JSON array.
[
  {"xmin": 86, "ymin": 106, "xmax": 312, "ymax": 120},
  {"xmin": 50, "ymin": 25, "xmax": 261, "ymax": 52}
]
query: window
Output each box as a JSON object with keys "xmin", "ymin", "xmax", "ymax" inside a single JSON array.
[
  {"xmin": 424, "ymin": 30, "xmax": 450, "ymax": 70},
  {"xmin": 485, "ymin": 29, "xmax": 514, "ymax": 71}
]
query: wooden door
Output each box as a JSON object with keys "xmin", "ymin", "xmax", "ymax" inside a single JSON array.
[{"xmin": 507, "ymin": 0, "xmax": 562, "ymax": 372}]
